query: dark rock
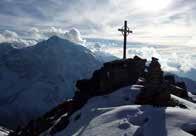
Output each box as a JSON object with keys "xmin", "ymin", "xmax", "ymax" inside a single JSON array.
[
  {"xmin": 164, "ymin": 75, "xmax": 175, "ymax": 84},
  {"xmin": 76, "ymin": 56, "xmax": 146, "ymax": 97},
  {"xmin": 169, "ymin": 85, "xmax": 188, "ymax": 99},
  {"xmin": 74, "ymin": 112, "xmax": 81, "ymax": 121},
  {"xmin": 135, "ymin": 85, "xmax": 171, "ymax": 106},
  {"xmin": 49, "ymin": 116, "xmax": 69, "ymax": 135},
  {"xmin": 145, "ymin": 57, "xmax": 163, "ymax": 85},
  {"xmin": 176, "ymin": 81, "xmax": 187, "ymax": 90}
]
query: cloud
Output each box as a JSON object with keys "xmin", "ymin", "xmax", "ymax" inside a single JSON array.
[
  {"xmin": 0, "ymin": 27, "xmax": 86, "ymax": 46},
  {"xmin": 2, "ymin": 30, "xmax": 18, "ymax": 38},
  {"xmin": 29, "ymin": 27, "xmax": 86, "ymax": 45},
  {"xmin": 0, "ymin": 30, "xmax": 36, "ymax": 46},
  {"xmin": 127, "ymin": 47, "xmax": 195, "ymax": 72},
  {"xmin": 0, "ymin": 0, "xmax": 195, "ymax": 47},
  {"xmin": 64, "ymin": 28, "xmax": 86, "ymax": 45},
  {"xmin": 28, "ymin": 27, "xmax": 86, "ymax": 45}
]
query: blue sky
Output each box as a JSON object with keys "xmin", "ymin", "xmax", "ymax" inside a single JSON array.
[{"xmin": 0, "ymin": 0, "xmax": 196, "ymax": 46}]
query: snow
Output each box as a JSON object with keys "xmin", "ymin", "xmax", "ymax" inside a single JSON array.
[
  {"xmin": 49, "ymin": 85, "xmax": 196, "ymax": 136},
  {"xmin": 188, "ymin": 92, "xmax": 196, "ymax": 102},
  {"xmin": 171, "ymin": 94, "xmax": 196, "ymax": 109},
  {"xmin": 0, "ymin": 36, "xmax": 101, "ymax": 128},
  {"xmin": 0, "ymin": 127, "xmax": 9, "ymax": 136},
  {"xmin": 0, "ymin": 131, "xmax": 8, "ymax": 136}
]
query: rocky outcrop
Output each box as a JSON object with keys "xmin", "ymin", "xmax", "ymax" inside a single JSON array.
[{"xmin": 75, "ymin": 56, "xmax": 146, "ymax": 100}]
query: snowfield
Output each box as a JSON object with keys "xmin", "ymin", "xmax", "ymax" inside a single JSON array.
[
  {"xmin": 0, "ymin": 127, "xmax": 9, "ymax": 136},
  {"xmin": 45, "ymin": 85, "xmax": 196, "ymax": 136},
  {"xmin": 0, "ymin": 131, "xmax": 8, "ymax": 136}
]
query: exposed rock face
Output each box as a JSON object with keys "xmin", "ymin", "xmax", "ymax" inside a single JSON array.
[
  {"xmin": 75, "ymin": 56, "xmax": 146, "ymax": 100},
  {"xmin": 164, "ymin": 75, "xmax": 175, "ymax": 85}
]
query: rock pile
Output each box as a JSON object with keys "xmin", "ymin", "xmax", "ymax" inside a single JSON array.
[{"xmin": 135, "ymin": 57, "xmax": 188, "ymax": 106}]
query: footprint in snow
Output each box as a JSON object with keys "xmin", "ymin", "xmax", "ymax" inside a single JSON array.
[{"xmin": 118, "ymin": 120, "xmax": 131, "ymax": 130}]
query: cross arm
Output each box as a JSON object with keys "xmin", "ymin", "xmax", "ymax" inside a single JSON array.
[
  {"xmin": 127, "ymin": 30, "xmax": 133, "ymax": 33},
  {"xmin": 118, "ymin": 28, "xmax": 133, "ymax": 34},
  {"xmin": 118, "ymin": 28, "xmax": 124, "ymax": 32}
]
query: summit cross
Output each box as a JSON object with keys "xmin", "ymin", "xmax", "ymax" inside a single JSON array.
[{"xmin": 118, "ymin": 20, "xmax": 133, "ymax": 59}]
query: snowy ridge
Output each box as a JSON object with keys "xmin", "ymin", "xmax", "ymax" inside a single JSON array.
[
  {"xmin": 37, "ymin": 85, "xmax": 196, "ymax": 136},
  {"xmin": 171, "ymin": 94, "xmax": 196, "ymax": 109},
  {"xmin": 41, "ymin": 85, "xmax": 142, "ymax": 135}
]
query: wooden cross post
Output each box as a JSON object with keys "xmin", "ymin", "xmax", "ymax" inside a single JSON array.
[{"xmin": 118, "ymin": 20, "xmax": 133, "ymax": 59}]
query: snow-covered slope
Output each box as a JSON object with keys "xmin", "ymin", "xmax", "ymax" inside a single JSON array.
[
  {"xmin": 0, "ymin": 36, "xmax": 101, "ymax": 129},
  {"xmin": 0, "ymin": 127, "xmax": 9, "ymax": 136},
  {"xmin": 62, "ymin": 105, "xmax": 196, "ymax": 136},
  {"xmin": 42, "ymin": 85, "xmax": 196, "ymax": 136}
]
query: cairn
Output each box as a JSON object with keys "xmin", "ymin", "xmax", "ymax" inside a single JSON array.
[
  {"xmin": 136, "ymin": 57, "xmax": 188, "ymax": 106},
  {"xmin": 146, "ymin": 57, "xmax": 163, "ymax": 85}
]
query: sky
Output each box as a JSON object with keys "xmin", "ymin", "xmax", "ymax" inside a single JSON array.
[
  {"xmin": 1, "ymin": 0, "xmax": 196, "ymax": 80},
  {"xmin": 0, "ymin": 0, "xmax": 196, "ymax": 46}
]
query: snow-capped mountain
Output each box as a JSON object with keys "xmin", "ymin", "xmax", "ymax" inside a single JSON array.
[{"xmin": 0, "ymin": 36, "xmax": 101, "ymax": 129}]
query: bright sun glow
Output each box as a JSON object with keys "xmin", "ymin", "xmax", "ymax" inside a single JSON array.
[{"xmin": 134, "ymin": 0, "xmax": 172, "ymax": 13}]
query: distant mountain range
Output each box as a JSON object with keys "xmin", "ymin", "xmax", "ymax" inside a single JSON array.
[{"xmin": 0, "ymin": 36, "xmax": 101, "ymax": 129}]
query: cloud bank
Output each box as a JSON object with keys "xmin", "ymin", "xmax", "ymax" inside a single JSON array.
[
  {"xmin": 127, "ymin": 47, "xmax": 195, "ymax": 72},
  {"xmin": 0, "ymin": 30, "xmax": 37, "ymax": 46},
  {"xmin": 86, "ymin": 40, "xmax": 196, "ymax": 74}
]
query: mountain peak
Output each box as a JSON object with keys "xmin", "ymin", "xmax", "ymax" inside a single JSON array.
[
  {"xmin": 46, "ymin": 35, "xmax": 76, "ymax": 45},
  {"xmin": 47, "ymin": 35, "xmax": 62, "ymax": 41},
  {"xmin": 0, "ymin": 35, "xmax": 101, "ymax": 129}
]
